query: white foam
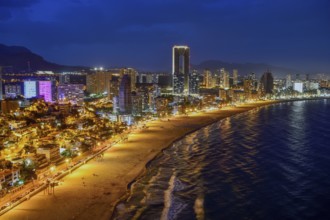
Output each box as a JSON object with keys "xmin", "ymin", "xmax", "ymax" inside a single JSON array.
[{"xmin": 161, "ymin": 172, "xmax": 176, "ymax": 220}]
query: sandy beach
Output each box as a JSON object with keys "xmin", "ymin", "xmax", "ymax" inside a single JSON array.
[{"xmin": 1, "ymin": 101, "xmax": 278, "ymax": 220}]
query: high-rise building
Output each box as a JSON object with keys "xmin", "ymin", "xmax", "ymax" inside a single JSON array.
[
  {"xmin": 293, "ymin": 82, "xmax": 303, "ymax": 93},
  {"xmin": 86, "ymin": 73, "xmax": 97, "ymax": 94},
  {"xmin": 220, "ymin": 68, "xmax": 230, "ymax": 89},
  {"xmin": 223, "ymin": 71, "xmax": 230, "ymax": 89},
  {"xmin": 38, "ymin": 81, "xmax": 55, "ymax": 102},
  {"xmin": 203, "ymin": 69, "xmax": 213, "ymax": 88},
  {"xmin": 131, "ymin": 91, "xmax": 142, "ymax": 116},
  {"xmin": 95, "ymin": 70, "xmax": 112, "ymax": 94},
  {"xmin": 24, "ymin": 81, "xmax": 38, "ymax": 99},
  {"xmin": 286, "ymin": 74, "xmax": 292, "ymax": 88},
  {"xmin": 189, "ymin": 70, "xmax": 200, "ymax": 94},
  {"xmin": 233, "ymin": 69, "xmax": 238, "ymax": 86},
  {"xmin": 121, "ymin": 68, "xmax": 137, "ymax": 92},
  {"xmin": 109, "ymin": 75, "xmax": 120, "ymax": 100},
  {"xmin": 86, "ymin": 70, "xmax": 114, "ymax": 95},
  {"xmin": 119, "ymin": 74, "xmax": 132, "ymax": 114},
  {"xmin": 172, "ymin": 46, "xmax": 190, "ymax": 94},
  {"xmin": 259, "ymin": 71, "xmax": 274, "ymax": 95}
]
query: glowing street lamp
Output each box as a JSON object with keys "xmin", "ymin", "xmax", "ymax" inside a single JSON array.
[{"xmin": 50, "ymin": 165, "xmax": 56, "ymax": 175}]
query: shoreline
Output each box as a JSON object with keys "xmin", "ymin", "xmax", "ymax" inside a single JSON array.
[
  {"xmin": 112, "ymin": 97, "xmax": 330, "ymax": 217},
  {"xmin": 1, "ymin": 98, "xmax": 329, "ymax": 220},
  {"xmin": 110, "ymin": 100, "xmax": 282, "ymax": 218}
]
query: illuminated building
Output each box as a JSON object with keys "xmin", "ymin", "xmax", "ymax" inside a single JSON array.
[
  {"xmin": 119, "ymin": 74, "xmax": 132, "ymax": 114},
  {"xmin": 86, "ymin": 73, "xmax": 97, "ymax": 94},
  {"xmin": 220, "ymin": 68, "xmax": 230, "ymax": 89},
  {"xmin": 59, "ymin": 72, "xmax": 86, "ymax": 84},
  {"xmin": 121, "ymin": 68, "xmax": 137, "ymax": 92},
  {"xmin": 223, "ymin": 70, "xmax": 230, "ymax": 89},
  {"xmin": 86, "ymin": 69, "xmax": 123, "ymax": 100},
  {"xmin": 24, "ymin": 81, "xmax": 38, "ymax": 98},
  {"xmin": 293, "ymin": 82, "xmax": 303, "ymax": 93},
  {"xmin": 4, "ymin": 82, "xmax": 22, "ymax": 98},
  {"xmin": 37, "ymin": 144, "xmax": 61, "ymax": 162},
  {"xmin": 95, "ymin": 70, "xmax": 112, "ymax": 94},
  {"xmin": 38, "ymin": 81, "xmax": 54, "ymax": 102},
  {"xmin": 259, "ymin": 71, "xmax": 274, "ymax": 95},
  {"xmin": 132, "ymin": 91, "xmax": 142, "ymax": 116},
  {"xmin": 1, "ymin": 99, "xmax": 19, "ymax": 114},
  {"xmin": 86, "ymin": 70, "xmax": 113, "ymax": 95},
  {"xmin": 57, "ymin": 84, "xmax": 84, "ymax": 105},
  {"xmin": 286, "ymin": 74, "xmax": 292, "ymax": 88},
  {"xmin": 0, "ymin": 169, "xmax": 20, "ymax": 187},
  {"xmin": 244, "ymin": 78, "xmax": 253, "ymax": 95},
  {"xmin": 203, "ymin": 69, "xmax": 213, "ymax": 88},
  {"xmin": 189, "ymin": 70, "xmax": 200, "ymax": 94},
  {"xmin": 309, "ymin": 82, "xmax": 320, "ymax": 90},
  {"xmin": 109, "ymin": 75, "xmax": 120, "ymax": 100},
  {"xmin": 233, "ymin": 69, "xmax": 238, "ymax": 86},
  {"xmin": 172, "ymin": 45, "xmax": 190, "ymax": 94}
]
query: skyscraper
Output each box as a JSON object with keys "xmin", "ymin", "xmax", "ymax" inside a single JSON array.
[
  {"xmin": 189, "ymin": 70, "xmax": 200, "ymax": 94},
  {"xmin": 120, "ymin": 68, "xmax": 137, "ymax": 92},
  {"xmin": 119, "ymin": 74, "xmax": 132, "ymax": 114},
  {"xmin": 233, "ymin": 69, "xmax": 238, "ymax": 86},
  {"xmin": 259, "ymin": 71, "xmax": 274, "ymax": 95},
  {"xmin": 286, "ymin": 74, "xmax": 292, "ymax": 88},
  {"xmin": 220, "ymin": 68, "xmax": 230, "ymax": 89},
  {"xmin": 203, "ymin": 69, "xmax": 213, "ymax": 88},
  {"xmin": 172, "ymin": 46, "xmax": 190, "ymax": 94}
]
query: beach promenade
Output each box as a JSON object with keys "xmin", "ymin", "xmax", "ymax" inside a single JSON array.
[{"xmin": 1, "ymin": 101, "xmax": 278, "ymax": 220}]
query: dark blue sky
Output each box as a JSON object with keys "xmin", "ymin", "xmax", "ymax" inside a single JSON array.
[{"xmin": 1, "ymin": 0, "xmax": 329, "ymax": 72}]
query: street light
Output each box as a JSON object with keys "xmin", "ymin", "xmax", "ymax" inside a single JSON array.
[
  {"xmin": 50, "ymin": 165, "xmax": 56, "ymax": 176},
  {"xmin": 65, "ymin": 158, "xmax": 72, "ymax": 169}
]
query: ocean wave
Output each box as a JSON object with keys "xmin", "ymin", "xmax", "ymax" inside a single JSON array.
[{"xmin": 114, "ymin": 100, "xmax": 330, "ymax": 220}]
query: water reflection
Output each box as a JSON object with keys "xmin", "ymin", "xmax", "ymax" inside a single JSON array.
[{"xmin": 114, "ymin": 100, "xmax": 330, "ymax": 220}]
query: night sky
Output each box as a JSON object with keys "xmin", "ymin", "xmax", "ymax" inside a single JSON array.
[{"xmin": 1, "ymin": 0, "xmax": 329, "ymax": 72}]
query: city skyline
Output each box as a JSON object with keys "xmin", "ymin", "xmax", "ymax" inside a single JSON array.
[{"xmin": 0, "ymin": 0, "xmax": 329, "ymax": 73}]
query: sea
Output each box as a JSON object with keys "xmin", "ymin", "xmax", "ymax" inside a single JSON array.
[{"xmin": 113, "ymin": 99, "xmax": 330, "ymax": 220}]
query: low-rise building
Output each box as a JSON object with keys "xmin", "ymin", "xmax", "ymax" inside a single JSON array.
[
  {"xmin": 0, "ymin": 169, "xmax": 20, "ymax": 188},
  {"xmin": 37, "ymin": 144, "xmax": 61, "ymax": 163}
]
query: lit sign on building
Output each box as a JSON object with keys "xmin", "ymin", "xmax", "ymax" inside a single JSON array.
[
  {"xmin": 24, "ymin": 81, "xmax": 37, "ymax": 98},
  {"xmin": 38, "ymin": 81, "xmax": 53, "ymax": 102}
]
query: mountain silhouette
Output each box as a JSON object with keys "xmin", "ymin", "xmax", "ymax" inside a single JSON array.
[{"xmin": 0, "ymin": 44, "xmax": 85, "ymax": 72}]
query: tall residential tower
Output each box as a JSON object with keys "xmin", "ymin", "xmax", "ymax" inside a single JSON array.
[{"xmin": 172, "ymin": 46, "xmax": 190, "ymax": 95}]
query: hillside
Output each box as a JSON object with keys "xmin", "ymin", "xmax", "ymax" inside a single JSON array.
[{"xmin": 0, "ymin": 44, "xmax": 85, "ymax": 72}]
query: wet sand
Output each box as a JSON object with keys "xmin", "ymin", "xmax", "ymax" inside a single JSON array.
[{"xmin": 1, "ymin": 101, "xmax": 278, "ymax": 220}]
